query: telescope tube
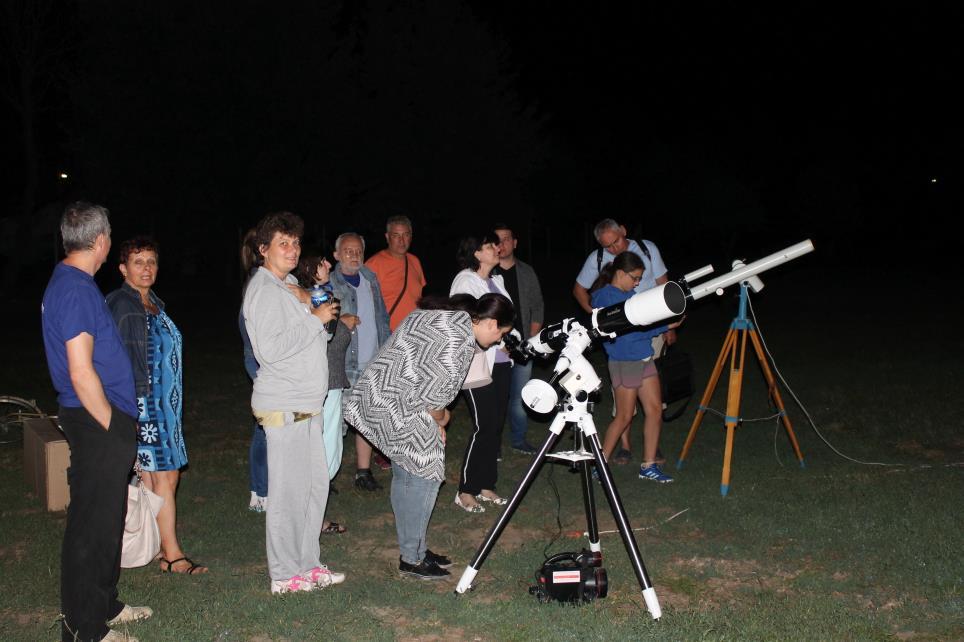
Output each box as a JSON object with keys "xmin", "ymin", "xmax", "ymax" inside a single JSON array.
[
  {"xmin": 593, "ymin": 282, "xmax": 687, "ymax": 337},
  {"xmin": 686, "ymin": 240, "xmax": 814, "ymax": 301}
]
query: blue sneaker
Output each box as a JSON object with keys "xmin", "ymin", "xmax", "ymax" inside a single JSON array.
[{"xmin": 639, "ymin": 463, "xmax": 673, "ymax": 483}]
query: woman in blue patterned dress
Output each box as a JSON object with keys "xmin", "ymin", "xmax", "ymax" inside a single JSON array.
[{"xmin": 107, "ymin": 237, "xmax": 207, "ymax": 574}]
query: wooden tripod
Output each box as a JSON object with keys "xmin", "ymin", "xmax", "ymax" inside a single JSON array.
[{"xmin": 676, "ymin": 284, "xmax": 804, "ymax": 495}]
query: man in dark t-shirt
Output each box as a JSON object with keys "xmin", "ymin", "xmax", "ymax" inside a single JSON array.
[
  {"xmin": 493, "ymin": 224, "xmax": 544, "ymax": 455},
  {"xmin": 41, "ymin": 202, "xmax": 152, "ymax": 642}
]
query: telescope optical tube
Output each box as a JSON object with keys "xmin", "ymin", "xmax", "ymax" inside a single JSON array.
[{"xmin": 592, "ymin": 282, "xmax": 687, "ymax": 338}]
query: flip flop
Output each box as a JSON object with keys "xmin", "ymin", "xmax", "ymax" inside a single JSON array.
[{"xmin": 321, "ymin": 521, "xmax": 347, "ymax": 535}]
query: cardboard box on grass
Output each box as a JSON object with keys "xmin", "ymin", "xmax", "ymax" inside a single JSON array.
[{"xmin": 23, "ymin": 416, "xmax": 70, "ymax": 512}]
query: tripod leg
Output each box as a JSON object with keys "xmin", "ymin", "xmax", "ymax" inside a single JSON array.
[
  {"xmin": 748, "ymin": 329, "xmax": 805, "ymax": 467},
  {"xmin": 582, "ymin": 421, "xmax": 661, "ymax": 619},
  {"xmin": 576, "ymin": 431, "xmax": 601, "ymax": 552},
  {"xmin": 454, "ymin": 415, "xmax": 565, "ymax": 594},
  {"xmin": 678, "ymin": 327, "xmax": 737, "ymax": 468},
  {"xmin": 721, "ymin": 329, "xmax": 748, "ymax": 496}
]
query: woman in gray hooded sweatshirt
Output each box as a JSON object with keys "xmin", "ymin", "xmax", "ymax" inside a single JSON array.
[{"xmin": 242, "ymin": 211, "xmax": 343, "ymax": 595}]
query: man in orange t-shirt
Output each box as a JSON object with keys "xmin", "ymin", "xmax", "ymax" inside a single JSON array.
[{"xmin": 365, "ymin": 215, "xmax": 427, "ymax": 331}]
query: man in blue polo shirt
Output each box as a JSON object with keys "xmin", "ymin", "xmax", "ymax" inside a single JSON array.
[
  {"xmin": 573, "ymin": 218, "xmax": 676, "ymax": 464},
  {"xmin": 42, "ymin": 202, "xmax": 152, "ymax": 642}
]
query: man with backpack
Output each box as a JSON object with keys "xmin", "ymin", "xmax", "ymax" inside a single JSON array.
[
  {"xmin": 573, "ymin": 219, "xmax": 673, "ymax": 332},
  {"xmin": 573, "ymin": 218, "xmax": 677, "ymax": 465}
]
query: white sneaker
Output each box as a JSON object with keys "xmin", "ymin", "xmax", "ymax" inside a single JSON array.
[
  {"xmin": 107, "ymin": 604, "xmax": 153, "ymax": 626},
  {"xmin": 270, "ymin": 574, "xmax": 314, "ymax": 594},
  {"xmin": 102, "ymin": 630, "xmax": 138, "ymax": 641},
  {"xmin": 304, "ymin": 564, "xmax": 346, "ymax": 587},
  {"xmin": 248, "ymin": 492, "xmax": 267, "ymax": 513}
]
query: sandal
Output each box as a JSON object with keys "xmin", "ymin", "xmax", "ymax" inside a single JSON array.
[
  {"xmin": 160, "ymin": 556, "xmax": 207, "ymax": 574},
  {"xmin": 321, "ymin": 521, "xmax": 347, "ymax": 535},
  {"xmin": 476, "ymin": 491, "xmax": 508, "ymax": 506},
  {"xmin": 454, "ymin": 492, "xmax": 485, "ymax": 513}
]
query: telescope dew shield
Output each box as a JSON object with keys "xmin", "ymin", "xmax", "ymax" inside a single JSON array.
[{"xmin": 592, "ymin": 282, "xmax": 687, "ymax": 337}]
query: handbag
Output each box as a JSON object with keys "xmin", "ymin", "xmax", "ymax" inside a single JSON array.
[
  {"xmin": 654, "ymin": 343, "xmax": 695, "ymax": 422},
  {"xmin": 461, "ymin": 348, "xmax": 493, "ymax": 390},
  {"xmin": 121, "ymin": 466, "xmax": 164, "ymax": 568}
]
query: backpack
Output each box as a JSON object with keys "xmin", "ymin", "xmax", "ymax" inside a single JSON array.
[
  {"xmin": 596, "ymin": 238, "xmax": 652, "ymax": 274},
  {"xmin": 595, "ymin": 238, "xmax": 694, "ymax": 421}
]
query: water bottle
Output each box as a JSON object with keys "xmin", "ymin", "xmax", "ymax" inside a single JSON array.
[
  {"xmin": 309, "ymin": 284, "xmax": 328, "ymax": 308},
  {"xmin": 310, "ymin": 284, "xmax": 340, "ymax": 334}
]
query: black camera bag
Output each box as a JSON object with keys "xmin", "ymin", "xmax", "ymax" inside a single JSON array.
[{"xmin": 655, "ymin": 344, "xmax": 694, "ymax": 422}]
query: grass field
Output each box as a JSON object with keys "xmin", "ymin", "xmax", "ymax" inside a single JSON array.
[{"xmin": 1, "ymin": 266, "xmax": 961, "ymax": 641}]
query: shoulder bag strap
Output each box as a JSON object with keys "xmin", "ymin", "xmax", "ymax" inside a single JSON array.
[
  {"xmin": 636, "ymin": 239, "xmax": 652, "ymax": 261},
  {"xmin": 388, "ymin": 254, "xmax": 410, "ymax": 317}
]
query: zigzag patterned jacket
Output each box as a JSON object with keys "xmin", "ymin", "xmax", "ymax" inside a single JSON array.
[{"xmin": 342, "ymin": 309, "xmax": 475, "ymax": 481}]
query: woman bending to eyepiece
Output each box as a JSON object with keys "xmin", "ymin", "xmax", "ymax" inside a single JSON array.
[
  {"xmin": 590, "ymin": 251, "xmax": 682, "ymax": 483},
  {"xmin": 343, "ymin": 293, "xmax": 514, "ymax": 579}
]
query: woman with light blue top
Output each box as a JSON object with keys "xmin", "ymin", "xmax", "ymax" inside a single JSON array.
[{"xmin": 296, "ymin": 252, "xmax": 357, "ymax": 535}]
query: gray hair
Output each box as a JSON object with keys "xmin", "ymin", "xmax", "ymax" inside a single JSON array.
[
  {"xmin": 335, "ymin": 232, "xmax": 366, "ymax": 252},
  {"xmin": 592, "ymin": 218, "xmax": 621, "ymax": 242},
  {"xmin": 61, "ymin": 202, "xmax": 111, "ymax": 253},
  {"xmin": 385, "ymin": 215, "xmax": 413, "ymax": 233}
]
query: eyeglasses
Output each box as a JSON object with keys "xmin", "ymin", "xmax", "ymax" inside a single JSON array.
[
  {"xmin": 603, "ymin": 236, "xmax": 626, "ymax": 252},
  {"xmin": 627, "ymin": 273, "xmax": 643, "ymax": 283},
  {"xmin": 340, "ymin": 249, "xmax": 363, "ymax": 258}
]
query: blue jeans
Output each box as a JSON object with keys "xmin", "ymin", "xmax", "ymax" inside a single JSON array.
[
  {"xmin": 243, "ymin": 347, "xmax": 268, "ymax": 497},
  {"xmin": 390, "ymin": 463, "xmax": 441, "ymax": 565},
  {"xmin": 507, "ymin": 361, "xmax": 533, "ymax": 447},
  {"xmin": 249, "ymin": 422, "xmax": 268, "ymax": 497}
]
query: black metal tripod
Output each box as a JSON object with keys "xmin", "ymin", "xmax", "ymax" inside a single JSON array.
[{"xmin": 454, "ymin": 390, "xmax": 663, "ymax": 620}]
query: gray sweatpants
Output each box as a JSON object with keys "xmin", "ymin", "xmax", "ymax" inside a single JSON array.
[{"xmin": 264, "ymin": 413, "xmax": 329, "ymax": 581}]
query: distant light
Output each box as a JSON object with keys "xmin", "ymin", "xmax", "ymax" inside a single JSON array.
[
  {"xmin": 931, "ymin": 178, "xmax": 937, "ymax": 183},
  {"xmin": 59, "ymin": 172, "xmax": 69, "ymax": 179}
]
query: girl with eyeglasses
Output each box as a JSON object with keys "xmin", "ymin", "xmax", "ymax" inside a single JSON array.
[{"xmin": 590, "ymin": 251, "xmax": 681, "ymax": 483}]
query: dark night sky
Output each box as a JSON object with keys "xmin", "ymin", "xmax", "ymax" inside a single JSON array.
[{"xmin": 2, "ymin": 2, "xmax": 961, "ymax": 295}]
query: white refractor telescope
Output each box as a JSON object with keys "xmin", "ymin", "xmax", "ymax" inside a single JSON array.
[{"xmin": 519, "ymin": 240, "xmax": 814, "ymax": 412}]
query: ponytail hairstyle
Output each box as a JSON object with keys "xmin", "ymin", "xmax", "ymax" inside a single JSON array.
[
  {"xmin": 241, "ymin": 227, "xmax": 261, "ymax": 273},
  {"xmin": 590, "ymin": 250, "xmax": 644, "ymax": 292},
  {"xmin": 241, "ymin": 227, "xmax": 260, "ymax": 297},
  {"xmin": 418, "ymin": 293, "xmax": 514, "ymax": 328}
]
